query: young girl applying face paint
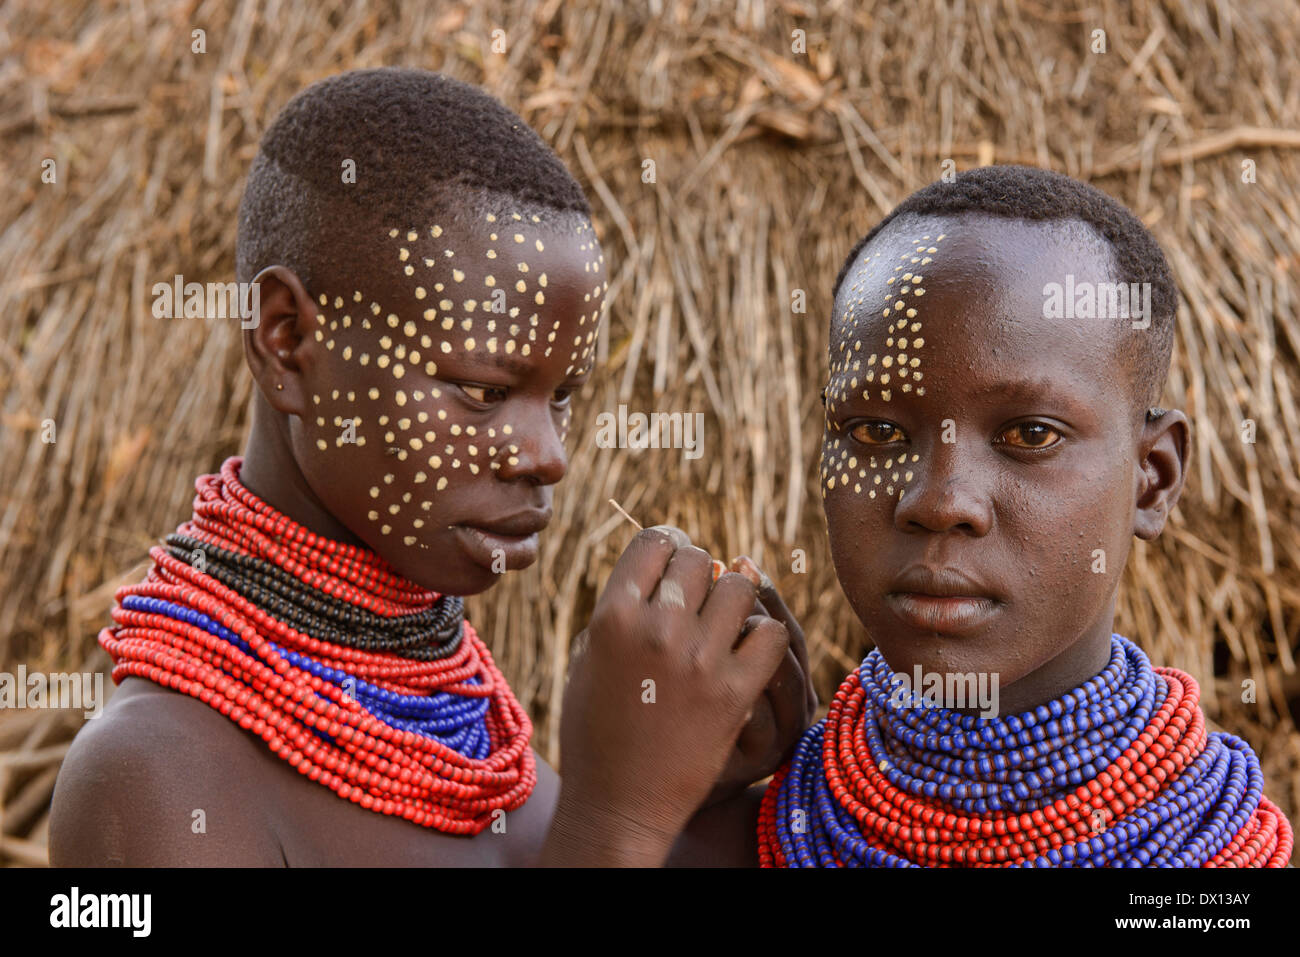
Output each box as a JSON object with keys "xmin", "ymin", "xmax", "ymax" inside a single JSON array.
[{"xmin": 50, "ymin": 68, "xmax": 811, "ymax": 867}]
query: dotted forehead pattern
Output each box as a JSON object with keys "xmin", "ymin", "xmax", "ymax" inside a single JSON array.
[
  {"xmin": 306, "ymin": 215, "xmax": 609, "ymax": 548},
  {"xmin": 820, "ymin": 233, "xmax": 947, "ymax": 502}
]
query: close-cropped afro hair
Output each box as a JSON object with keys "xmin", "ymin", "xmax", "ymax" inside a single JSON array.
[
  {"xmin": 236, "ymin": 68, "xmax": 591, "ymax": 290},
  {"xmin": 832, "ymin": 165, "xmax": 1179, "ymax": 415}
]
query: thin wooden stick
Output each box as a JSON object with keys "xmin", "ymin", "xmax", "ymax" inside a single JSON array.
[
  {"xmin": 607, "ymin": 498, "xmax": 642, "ymax": 530},
  {"xmin": 609, "ymin": 498, "xmax": 730, "ymax": 582}
]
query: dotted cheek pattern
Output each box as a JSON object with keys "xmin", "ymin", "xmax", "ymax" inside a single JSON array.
[
  {"xmin": 821, "ymin": 233, "xmax": 947, "ymax": 504},
  {"xmin": 303, "ymin": 215, "xmax": 609, "ymax": 550}
]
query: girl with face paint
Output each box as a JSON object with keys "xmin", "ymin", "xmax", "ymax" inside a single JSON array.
[
  {"xmin": 50, "ymin": 69, "xmax": 815, "ymax": 868},
  {"xmin": 756, "ymin": 167, "xmax": 1292, "ymax": 868}
]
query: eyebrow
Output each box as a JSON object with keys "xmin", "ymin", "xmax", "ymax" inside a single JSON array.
[
  {"xmin": 945, "ymin": 375, "xmax": 1096, "ymax": 419},
  {"xmin": 967, "ymin": 375, "xmax": 1082, "ymax": 407},
  {"xmin": 464, "ymin": 351, "xmax": 591, "ymax": 380},
  {"xmin": 458, "ymin": 351, "xmax": 536, "ymax": 378},
  {"xmin": 826, "ymin": 372, "xmax": 1087, "ymax": 411}
]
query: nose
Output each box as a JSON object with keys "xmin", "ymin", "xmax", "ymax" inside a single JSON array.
[
  {"xmin": 495, "ymin": 400, "xmax": 567, "ymax": 485},
  {"xmin": 893, "ymin": 439, "xmax": 993, "ymax": 536}
]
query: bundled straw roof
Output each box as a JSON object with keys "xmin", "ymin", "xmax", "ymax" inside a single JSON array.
[{"xmin": 2, "ymin": 0, "xmax": 1298, "ymax": 865}]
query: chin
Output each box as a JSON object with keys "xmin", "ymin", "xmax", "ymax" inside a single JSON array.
[
  {"xmin": 408, "ymin": 548, "xmax": 535, "ymax": 595},
  {"xmin": 396, "ymin": 559, "xmax": 507, "ymax": 596},
  {"xmin": 876, "ymin": 629, "xmax": 1020, "ymax": 686},
  {"xmin": 443, "ymin": 568, "xmax": 507, "ymax": 597}
]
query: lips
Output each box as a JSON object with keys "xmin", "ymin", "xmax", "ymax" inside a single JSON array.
[
  {"xmin": 452, "ymin": 510, "xmax": 550, "ymax": 572},
  {"xmin": 886, "ymin": 565, "xmax": 1002, "ymax": 633},
  {"xmin": 465, "ymin": 511, "xmax": 552, "ymax": 538},
  {"xmin": 889, "ymin": 565, "xmax": 998, "ymax": 600}
]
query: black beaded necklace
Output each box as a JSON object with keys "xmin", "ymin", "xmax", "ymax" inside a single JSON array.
[{"xmin": 163, "ymin": 532, "xmax": 464, "ymax": 660}]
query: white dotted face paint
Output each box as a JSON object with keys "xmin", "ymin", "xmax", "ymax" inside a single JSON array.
[
  {"xmin": 819, "ymin": 233, "xmax": 947, "ymax": 503},
  {"xmin": 306, "ymin": 212, "xmax": 608, "ymax": 550}
]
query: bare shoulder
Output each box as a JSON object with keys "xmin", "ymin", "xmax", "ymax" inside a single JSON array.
[
  {"xmin": 489, "ymin": 748, "xmax": 559, "ymax": 866},
  {"xmin": 50, "ymin": 678, "xmax": 283, "ymax": 866},
  {"xmin": 51, "ymin": 678, "xmax": 563, "ymax": 867}
]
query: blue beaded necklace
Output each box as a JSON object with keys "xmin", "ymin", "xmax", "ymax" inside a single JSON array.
[
  {"xmin": 122, "ymin": 595, "xmax": 493, "ymax": 758},
  {"xmin": 760, "ymin": 635, "xmax": 1280, "ymax": 867}
]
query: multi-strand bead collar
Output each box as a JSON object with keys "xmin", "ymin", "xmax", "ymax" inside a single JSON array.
[
  {"xmin": 758, "ymin": 635, "xmax": 1292, "ymax": 867},
  {"xmin": 99, "ymin": 456, "xmax": 535, "ymax": 834}
]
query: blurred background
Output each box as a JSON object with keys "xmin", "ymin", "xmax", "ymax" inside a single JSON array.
[{"xmin": 2, "ymin": 0, "xmax": 1298, "ymax": 866}]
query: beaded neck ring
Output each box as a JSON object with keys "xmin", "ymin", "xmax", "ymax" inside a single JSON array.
[
  {"xmin": 99, "ymin": 456, "xmax": 535, "ymax": 834},
  {"xmin": 757, "ymin": 635, "xmax": 1292, "ymax": 867},
  {"xmin": 160, "ymin": 531, "xmax": 465, "ymax": 660}
]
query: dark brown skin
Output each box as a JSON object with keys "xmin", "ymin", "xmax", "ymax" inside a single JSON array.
[
  {"xmin": 51, "ymin": 206, "xmax": 814, "ymax": 867},
  {"xmin": 541, "ymin": 531, "xmax": 810, "ymax": 866},
  {"xmin": 245, "ymin": 212, "xmax": 604, "ymax": 594},
  {"xmin": 821, "ymin": 212, "xmax": 1189, "ymax": 714}
]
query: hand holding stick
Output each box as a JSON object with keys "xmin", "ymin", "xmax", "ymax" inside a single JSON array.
[{"xmin": 607, "ymin": 498, "xmax": 728, "ymax": 581}]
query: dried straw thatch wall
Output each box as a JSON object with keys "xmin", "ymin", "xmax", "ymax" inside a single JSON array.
[{"xmin": 2, "ymin": 0, "xmax": 1298, "ymax": 865}]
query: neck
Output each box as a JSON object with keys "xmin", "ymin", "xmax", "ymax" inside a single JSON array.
[
  {"xmin": 969, "ymin": 605, "xmax": 1118, "ymax": 717},
  {"xmin": 239, "ymin": 393, "xmax": 369, "ymax": 552}
]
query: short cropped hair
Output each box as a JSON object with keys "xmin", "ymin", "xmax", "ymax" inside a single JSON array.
[{"xmin": 236, "ymin": 68, "xmax": 591, "ymax": 289}]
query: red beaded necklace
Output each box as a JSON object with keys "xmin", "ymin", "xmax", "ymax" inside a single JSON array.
[{"xmin": 99, "ymin": 457, "xmax": 536, "ymax": 835}]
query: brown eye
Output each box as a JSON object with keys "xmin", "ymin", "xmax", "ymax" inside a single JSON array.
[
  {"xmin": 461, "ymin": 384, "xmax": 506, "ymax": 403},
  {"xmin": 999, "ymin": 422, "xmax": 1061, "ymax": 449},
  {"xmin": 849, "ymin": 421, "xmax": 902, "ymax": 445}
]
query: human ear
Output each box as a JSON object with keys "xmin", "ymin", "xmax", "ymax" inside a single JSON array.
[
  {"xmin": 243, "ymin": 265, "xmax": 316, "ymax": 415},
  {"xmin": 1133, "ymin": 408, "xmax": 1190, "ymax": 541}
]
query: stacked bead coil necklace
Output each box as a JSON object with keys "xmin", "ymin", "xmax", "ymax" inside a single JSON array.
[
  {"xmin": 99, "ymin": 457, "xmax": 535, "ymax": 834},
  {"xmin": 758, "ymin": 635, "xmax": 1292, "ymax": 867}
]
